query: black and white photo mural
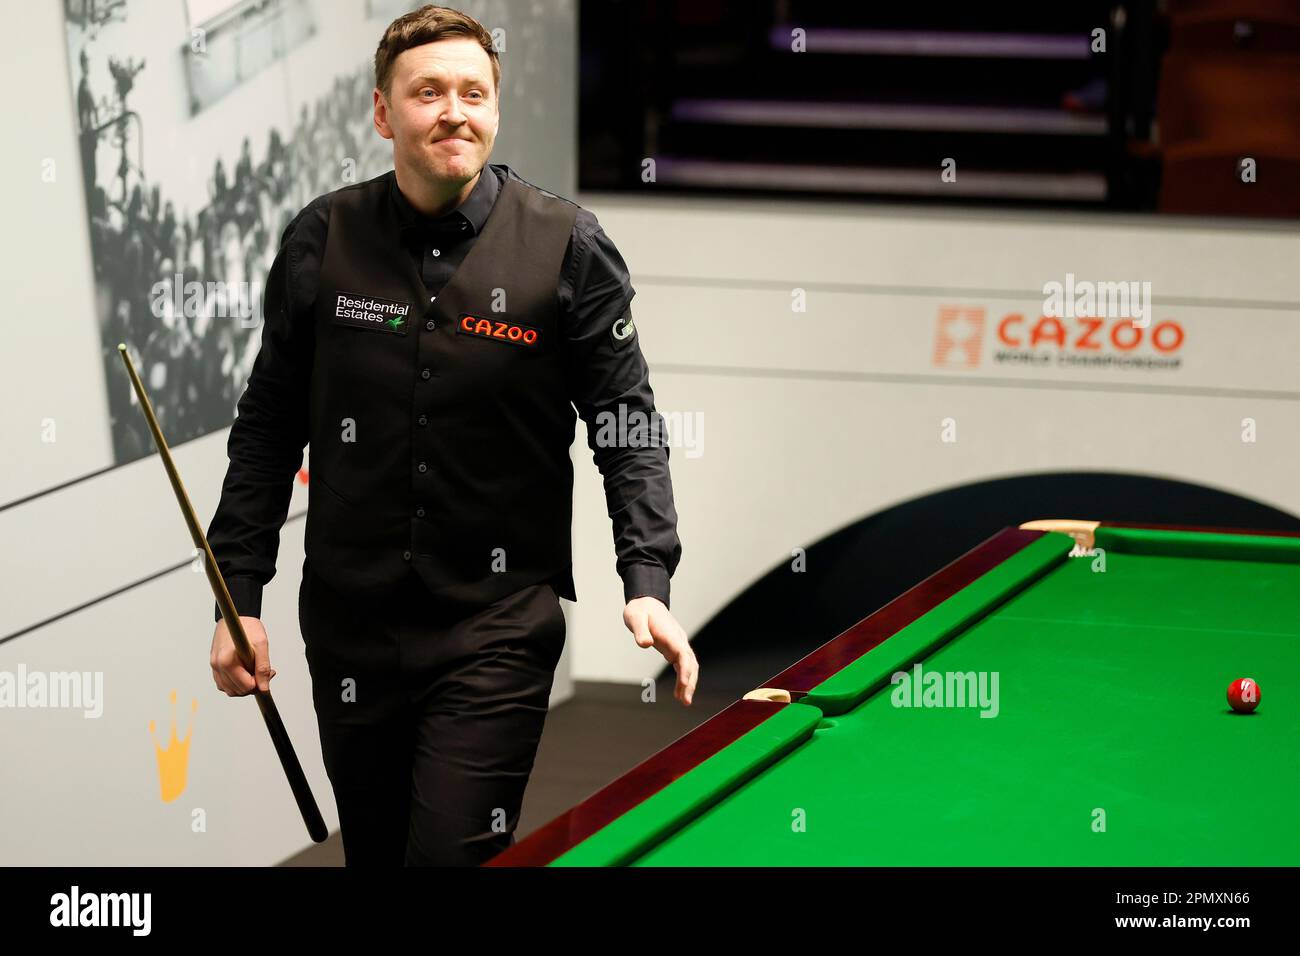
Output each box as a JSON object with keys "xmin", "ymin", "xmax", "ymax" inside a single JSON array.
[
  {"xmin": 65, "ymin": 0, "xmax": 574, "ymax": 465},
  {"xmin": 65, "ymin": 0, "xmax": 414, "ymax": 464}
]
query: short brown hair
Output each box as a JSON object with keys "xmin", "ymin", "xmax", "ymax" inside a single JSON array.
[{"xmin": 374, "ymin": 5, "xmax": 500, "ymax": 100}]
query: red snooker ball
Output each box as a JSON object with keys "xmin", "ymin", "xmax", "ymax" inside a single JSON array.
[{"xmin": 1227, "ymin": 678, "xmax": 1261, "ymax": 714}]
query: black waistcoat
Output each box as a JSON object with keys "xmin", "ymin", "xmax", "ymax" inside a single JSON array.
[{"xmin": 306, "ymin": 171, "xmax": 580, "ymax": 607}]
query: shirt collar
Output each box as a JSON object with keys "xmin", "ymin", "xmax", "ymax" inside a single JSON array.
[{"xmin": 390, "ymin": 164, "xmax": 501, "ymax": 239}]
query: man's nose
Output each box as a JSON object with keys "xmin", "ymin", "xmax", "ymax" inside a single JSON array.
[{"xmin": 441, "ymin": 98, "xmax": 467, "ymax": 124}]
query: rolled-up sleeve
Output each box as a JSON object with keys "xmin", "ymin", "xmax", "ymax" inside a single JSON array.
[
  {"xmin": 562, "ymin": 218, "xmax": 682, "ymax": 608},
  {"xmin": 206, "ymin": 208, "xmax": 317, "ymax": 622}
]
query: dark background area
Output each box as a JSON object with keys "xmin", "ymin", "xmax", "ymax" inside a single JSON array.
[{"xmin": 582, "ymin": 0, "xmax": 1300, "ymax": 218}]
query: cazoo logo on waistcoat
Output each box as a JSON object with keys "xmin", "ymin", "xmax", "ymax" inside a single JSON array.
[{"xmin": 457, "ymin": 313, "xmax": 541, "ymax": 348}]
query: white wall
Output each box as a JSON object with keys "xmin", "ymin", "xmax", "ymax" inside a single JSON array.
[{"xmin": 3, "ymin": 0, "xmax": 1298, "ymax": 865}]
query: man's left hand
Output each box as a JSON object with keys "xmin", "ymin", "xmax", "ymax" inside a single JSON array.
[{"xmin": 623, "ymin": 597, "xmax": 697, "ymax": 706}]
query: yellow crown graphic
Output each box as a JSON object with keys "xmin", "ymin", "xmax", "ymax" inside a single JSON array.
[{"xmin": 148, "ymin": 689, "xmax": 197, "ymax": 803}]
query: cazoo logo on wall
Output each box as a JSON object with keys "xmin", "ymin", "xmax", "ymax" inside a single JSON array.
[{"xmin": 933, "ymin": 307, "xmax": 1185, "ymax": 372}]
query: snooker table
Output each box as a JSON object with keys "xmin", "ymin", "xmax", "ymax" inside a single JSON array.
[{"xmin": 487, "ymin": 521, "xmax": 1300, "ymax": 867}]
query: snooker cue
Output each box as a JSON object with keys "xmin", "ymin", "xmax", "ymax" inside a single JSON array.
[{"xmin": 116, "ymin": 344, "xmax": 329, "ymax": 845}]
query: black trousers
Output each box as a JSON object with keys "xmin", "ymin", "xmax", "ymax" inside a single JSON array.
[{"xmin": 297, "ymin": 562, "xmax": 566, "ymax": 866}]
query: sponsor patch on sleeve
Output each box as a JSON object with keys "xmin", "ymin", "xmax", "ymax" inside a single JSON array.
[{"xmin": 610, "ymin": 309, "xmax": 636, "ymax": 348}]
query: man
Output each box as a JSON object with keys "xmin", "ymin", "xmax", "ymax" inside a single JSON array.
[{"xmin": 206, "ymin": 4, "xmax": 696, "ymax": 866}]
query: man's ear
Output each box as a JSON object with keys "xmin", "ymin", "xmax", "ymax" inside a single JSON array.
[{"xmin": 373, "ymin": 89, "xmax": 393, "ymax": 140}]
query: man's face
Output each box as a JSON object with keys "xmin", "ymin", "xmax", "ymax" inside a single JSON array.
[{"xmin": 377, "ymin": 37, "xmax": 498, "ymax": 186}]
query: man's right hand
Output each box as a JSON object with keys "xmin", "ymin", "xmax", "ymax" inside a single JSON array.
[{"xmin": 210, "ymin": 616, "xmax": 276, "ymax": 697}]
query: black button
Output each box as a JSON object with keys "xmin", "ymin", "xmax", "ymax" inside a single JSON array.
[
  {"xmin": 425, "ymin": 320, "xmax": 435, "ymax": 331},
  {"xmin": 421, "ymin": 369, "xmax": 431, "ymax": 380},
  {"xmin": 418, "ymin": 462, "xmax": 428, "ymax": 473},
  {"xmin": 417, "ymin": 415, "xmax": 428, "ymax": 426},
  {"xmin": 415, "ymin": 507, "xmax": 425, "ymax": 518},
  {"xmin": 402, "ymin": 550, "xmax": 412, "ymax": 561}
]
